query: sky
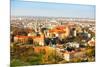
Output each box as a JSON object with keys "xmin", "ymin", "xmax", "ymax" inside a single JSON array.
[{"xmin": 11, "ymin": 0, "xmax": 95, "ymax": 18}]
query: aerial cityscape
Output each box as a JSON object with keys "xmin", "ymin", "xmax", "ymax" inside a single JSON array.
[{"xmin": 10, "ymin": 0, "xmax": 95, "ymax": 66}]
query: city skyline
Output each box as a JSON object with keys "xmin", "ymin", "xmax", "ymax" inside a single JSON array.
[{"xmin": 11, "ymin": 0, "xmax": 95, "ymax": 19}]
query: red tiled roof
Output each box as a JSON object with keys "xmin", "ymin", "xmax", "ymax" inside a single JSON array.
[
  {"xmin": 15, "ymin": 35, "xmax": 44, "ymax": 39},
  {"xmin": 49, "ymin": 26, "xmax": 66, "ymax": 33},
  {"xmin": 55, "ymin": 26, "xmax": 66, "ymax": 30},
  {"xmin": 15, "ymin": 36, "xmax": 34, "ymax": 38}
]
